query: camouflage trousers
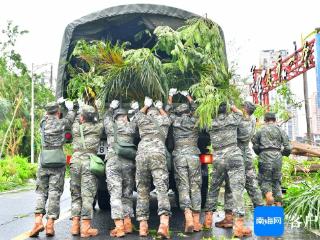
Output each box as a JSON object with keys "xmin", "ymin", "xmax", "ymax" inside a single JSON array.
[
  {"xmin": 35, "ymin": 166, "xmax": 65, "ymax": 219},
  {"xmin": 136, "ymin": 152, "xmax": 171, "ymax": 221},
  {"xmin": 70, "ymin": 152, "xmax": 98, "ymax": 219},
  {"xmin": 106, "ymin": 152, "xmax": 135, "ymax": 220},
  {"xmin": 258, "ymin": 150, "xmax": 283, "ymax": 202},
  {"xmin": 205, "ymin": 146, "xmax": 245, "ymax": 217},
  {"xmin": 173, "ymin": 154, "xmax": 202, "ymax": 212},
  {"xmin": 224, "ymin": 144, "xmax": 263, "ymax": 210}
]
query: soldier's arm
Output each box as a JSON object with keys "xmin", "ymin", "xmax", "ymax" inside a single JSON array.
[
  {"xmin": 61, "ymin": 110, "xmax": 76, "ymax": 128},
  {"xmin": 280, "ymin": 128, "xmax": 292, "ymax": 157},
  {"xmin": 252, "ymin": 130, "xmax": 261, "ymax": 155}
]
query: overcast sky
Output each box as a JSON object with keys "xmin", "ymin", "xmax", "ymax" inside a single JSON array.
[{"xmin": 1, "ymin": 0, "xmax": 319, "ymax": 135}]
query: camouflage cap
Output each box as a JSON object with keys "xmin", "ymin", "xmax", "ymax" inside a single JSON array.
[
  {"xmin": 113, "ymin": 108, "xmax": 127, "ymax": 119},
  {"xmin": 175, "ymin": 103, "xmax": 189, "ymax": 114},
  {"xmin": 244, "ymin": 101, "xmax": 256, "ymax": 114},
  {"xmin": 264, "ymin": 112, "xmax": 276, "ymax": 122},
  {"xmin": 81, "ymin": 104, "xmax": 96, "ymax": 115},
  {"xmin": 147, "ymin": 107, "xmax": 159, "ymax": 117},
  {"xmin": 45, "ymin": 102, "xmax": 59, "ymax": 114}
]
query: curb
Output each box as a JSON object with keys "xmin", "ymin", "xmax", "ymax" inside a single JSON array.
[{"xmin": 0, "ymin": 184, "xmax": 35, "ymax": 195}]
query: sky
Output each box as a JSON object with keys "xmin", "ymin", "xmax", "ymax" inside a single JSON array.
[{"xmin": 0, "ymin": 0, "xmax": 320, "ymax": 135}]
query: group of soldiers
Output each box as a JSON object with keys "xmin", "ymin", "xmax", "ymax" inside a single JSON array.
[{"xmin": 29, "ymin": 88, "xmax": 291, "ymax": 239}]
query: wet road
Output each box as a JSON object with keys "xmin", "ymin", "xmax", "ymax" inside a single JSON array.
[{"xmin": 0, "ymin": 181, "xmax": 319, "ymax": 240}]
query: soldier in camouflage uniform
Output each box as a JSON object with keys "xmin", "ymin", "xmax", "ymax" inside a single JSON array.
[
  {"xmin": 29, "ymin": 100, "xmax": 76, "ymax": 237},
  {"xmin": 216, "ymin": 101, "xmax": 263, "ymax": 228},
  {"xmin": 165, "ymin": 88, "xmax": 202, "ymax": 233},
  {"xmin": 204, "ymin": 102, "xmax": 252, "ymax": 238},
  {"xmin": 134, "ymin": 97, "xmax": 171, "ymax": 238},
  {"xmin": 252, "ymin": 112, "xmax": 291, "ymax": 206},
  {"xmin": 69, "ymin": 105, "xmax": 103, "ymax": 237},
  {"xmin": 104, "ymin": 100, "xmax": 137, "ymax": 238}
]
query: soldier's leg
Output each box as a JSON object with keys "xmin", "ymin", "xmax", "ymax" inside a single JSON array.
[
  {"xmin": 272, "ymin": 155, "xmax": 283, "ymax": 205},
  {"xmin": 121, "ymin": 158, "xmax": 135, "ymax": 234},
  {"xmin": 187, "ymin": 154, "xmax": 202, "ymax": 212},
  {"xmin": 47, "ymin": 167, "xmax": 65, "ymax": 219},
  {"xmin": 226, "ymin": 149, "xmax": 251, "ymax": 237},
  {"xmin": 258, "ymin": 152, "xmax": 274, "ymax": 205},
  {"xmin": 121, "ymin": 158, "xmax": 135, "ymax": 218},
  {"xmin": 106, "ymin": 155, "xmax": 124, "ymax": 220},
  {"xmin": 35, "ymin": 167, "xmax": 49, "ymax": 216},
  {"xmin": 70, "ymin": 160, "xmax": 82, "ymax": 218},
  {"xmin": 244, "ymin": 147, "xmax": 264, "ymax": 207},
  {"xmin": 173, "ymin": 155, "xmax": 191, "ymax": 210},
  {"xmin": 215, "ymin": 176, "xmax": 233, "ymax": 228},
  {"xmin": 149, "ymin": 153, "xmax": 171, "ymax": 216},
  {"xmin": 80, "ymin": 158, "xmax": 99, "ymax": 237},
  {"xmin": 204, "ymin": 153, "xmax": 226, "ymax": 228},
  {"xmin": 136, "ymin": 154, "xmax": 151, "ymax": 221},
  {"xmin": 80, "ymin": 160, "xmax": 97, "ymax": 219}
]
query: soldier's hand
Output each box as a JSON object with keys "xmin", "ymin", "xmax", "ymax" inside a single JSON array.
[
  {"xmin": 73, "ymin": 100, "xmax": 79, "ymax": 111},
  {"xmin": 144, "ymin": 97, "xmax": 153, "ymax": 107},
  {"xmin": 57, "ymin": 97, "xmax": 66, "ymax": 104},
  {"xmin": 154, "ymin": 100, "xmax": 163, "ymax": 109},
  {"xmin": 130, "ymin": 101, "xmax": 139, "ymax": 110},
  {"xmin": 110, "ymin": 100, "xmax": 120, "ymax": 109},
  {"xmin": 179, "ymin": 90, "xmax": 189, "ymax": 97},
  {"xmin": 169, "ymin": 88, "xmax": 178, "ymax": 96}
]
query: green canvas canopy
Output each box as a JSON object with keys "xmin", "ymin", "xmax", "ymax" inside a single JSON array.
[{"xmin": 56, "ymin": 4, "xmax": 225, "ymax": 97}]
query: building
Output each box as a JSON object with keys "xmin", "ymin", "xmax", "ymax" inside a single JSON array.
[{"xmin": 259, "ymin": 49, "xmax": 289, "ymax": 69}]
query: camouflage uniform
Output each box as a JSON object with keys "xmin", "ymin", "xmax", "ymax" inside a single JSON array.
[
  {"xmin": 104, "ymin": 109, "xmax": 136, "ymax": 220},
  {"xmin": 166, "ymin": 102, "xmax": 201, "ymax": 212},
  {"xmin": 205, "ymin": 112, "xmax": 246, "ymax": 217},
  {"xmin": 252, "ymin": 123, "xmax": 291, "ymax": 203},
  {"xmin": 224, "ymin": 115, "xmax": 263, "ymax": 211},
  {"xmin": 134, "ymin": 110, "xmax": 171, "ymax": 221},
  {"xmin": 35, "ymin": 102, "xmax": 76, "ymax": 219},
  {"xmin": 70, "ymin": 105, "xmax": 103, "ymax": 219}
]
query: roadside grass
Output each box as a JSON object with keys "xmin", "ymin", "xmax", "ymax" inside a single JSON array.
[{"xmin": 0, "ymin": 155, "xmax": 37, "ymax": 192}]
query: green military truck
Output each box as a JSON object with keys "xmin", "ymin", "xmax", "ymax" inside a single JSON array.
[{"xmin": 56, "ymin": 4, "xmax": 226, "ymax": 210}]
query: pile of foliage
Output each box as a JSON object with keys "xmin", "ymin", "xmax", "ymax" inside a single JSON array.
[
  {"xmin": 0, "ymin": 22, "xmax": 54, "ymax": 159},
  {"xmin": 68, "ymin": 18, "xmax": 240, "ymax": 129},
  {"xmin": 284, "ymin": 171, "xmax": 320, "ymax": 229},
  {"xmin": 0, "ymin": 155, "xmax": 37, "ymax": 191}
]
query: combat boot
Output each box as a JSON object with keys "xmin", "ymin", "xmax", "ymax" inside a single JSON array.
[
  {"xmin": 184, "ymin": 208, "xmax": 194, "ymax": 233},
  {"xmin": 29, "ymin": 213, "xmax": 44, "ymax": 237},
  {"xmin": 157, "ymin": 214, "xmax": 170, "ymax": 239},
  {"xmin": 233, "ymin": 217, "xmax": 252, "ymax": 237},
  {"xmin": 124, "ymin": 216, "xmax": 133, "ymax": 234},
  {"xmin": 139, "ymin": 220, "xmax": 149, "ymax": 237},
  {"xmin": 215, "ymin": 211, "xmax": 233, "ymax": 228},
  {"xmin": 192, "ymin": 211, "xmax": 203, "ymax": 232},
  {"xmin": 45, "ymin": 218, "xmax": 55, "ymax": 236},
  {"xmin": 203, "ymin": 211, "xmax": 213, "ymax": 229},
  {"xmin": 265, "ymin": 192, "xmax": 274, "ymax": 206},
  {"xmin": 70, "ymin": 216, "xmax": 80, "ymax": 236},
  {"xmin": 274, "ymin": 202, "xmax": 282, "ymax": 207},
  {"xmin": 80, "ymin": 219, "xmax": 99, "ymax": 238},
  {"xmin": 110, "ymin": 219, "xmax": 125, "ymax": 238}
]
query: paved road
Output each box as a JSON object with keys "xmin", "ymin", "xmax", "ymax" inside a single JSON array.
[{"xmin": 0, "ymin": 182, "xmax": 319, "ymax": 240}]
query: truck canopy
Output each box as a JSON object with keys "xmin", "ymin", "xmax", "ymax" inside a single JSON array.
[{"xmin": 56, "ymin": 4, "xmax": 225, "ymax": 97}]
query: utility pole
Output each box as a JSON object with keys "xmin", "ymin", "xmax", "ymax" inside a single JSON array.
[
  {"xmin": 31, "ymin": 64, "xmax": 35, "ymax": 164},
  {"xmin": 303, "ymin": 71, "xmax": 312, "ymax": 143}
]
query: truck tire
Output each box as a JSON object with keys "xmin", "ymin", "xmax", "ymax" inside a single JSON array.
[
  {"xmin": 201, "ymin": 175, "xmax": 208, "ymax": 208},
  {"xmin": 97, "ymin": 190, "xmax": 110, "ymax": 210}
]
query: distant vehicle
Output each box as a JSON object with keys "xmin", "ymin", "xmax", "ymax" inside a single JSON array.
[{"xmin": 56, "ymin": 4, "xmax": 226, "ymax": 210}]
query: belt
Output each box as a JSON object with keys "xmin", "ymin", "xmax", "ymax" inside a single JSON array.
[
  {"xmin": 261, "ymin": 147, "xmax": 281, "ymax": 152},
  {"xmin": 213, "ymin": 143, "xmax": 237, "ymax": 151},
  {"xmin": 43, "ymin": 146, "xmax": 62, "ymax": 150}
]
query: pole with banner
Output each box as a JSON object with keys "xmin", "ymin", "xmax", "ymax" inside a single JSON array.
[{"xmin": 316, "ymin": 28, "xmax": 320, "ymax": 106}]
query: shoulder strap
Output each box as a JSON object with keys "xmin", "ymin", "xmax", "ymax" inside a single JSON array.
[
  {"xmin": 112, "ymin": 121, "xmax": 118, "ymax": 143},
  {"xmin": 79, "ymin": 124, "xmax": 86, "ymax": 149},
  {"xmin": 40, "ymin": 119, "xmax": 46, "ymax": 150}
]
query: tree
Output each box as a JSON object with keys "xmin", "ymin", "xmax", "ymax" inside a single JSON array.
[{"xmin": 0, "ymin": 21, "xmax": 54, "ymax": 159}]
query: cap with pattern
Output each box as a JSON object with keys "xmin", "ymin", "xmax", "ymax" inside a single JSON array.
[{"xmin": 45, "ymin": 102, "xmax": 59, "ymax": 114}]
